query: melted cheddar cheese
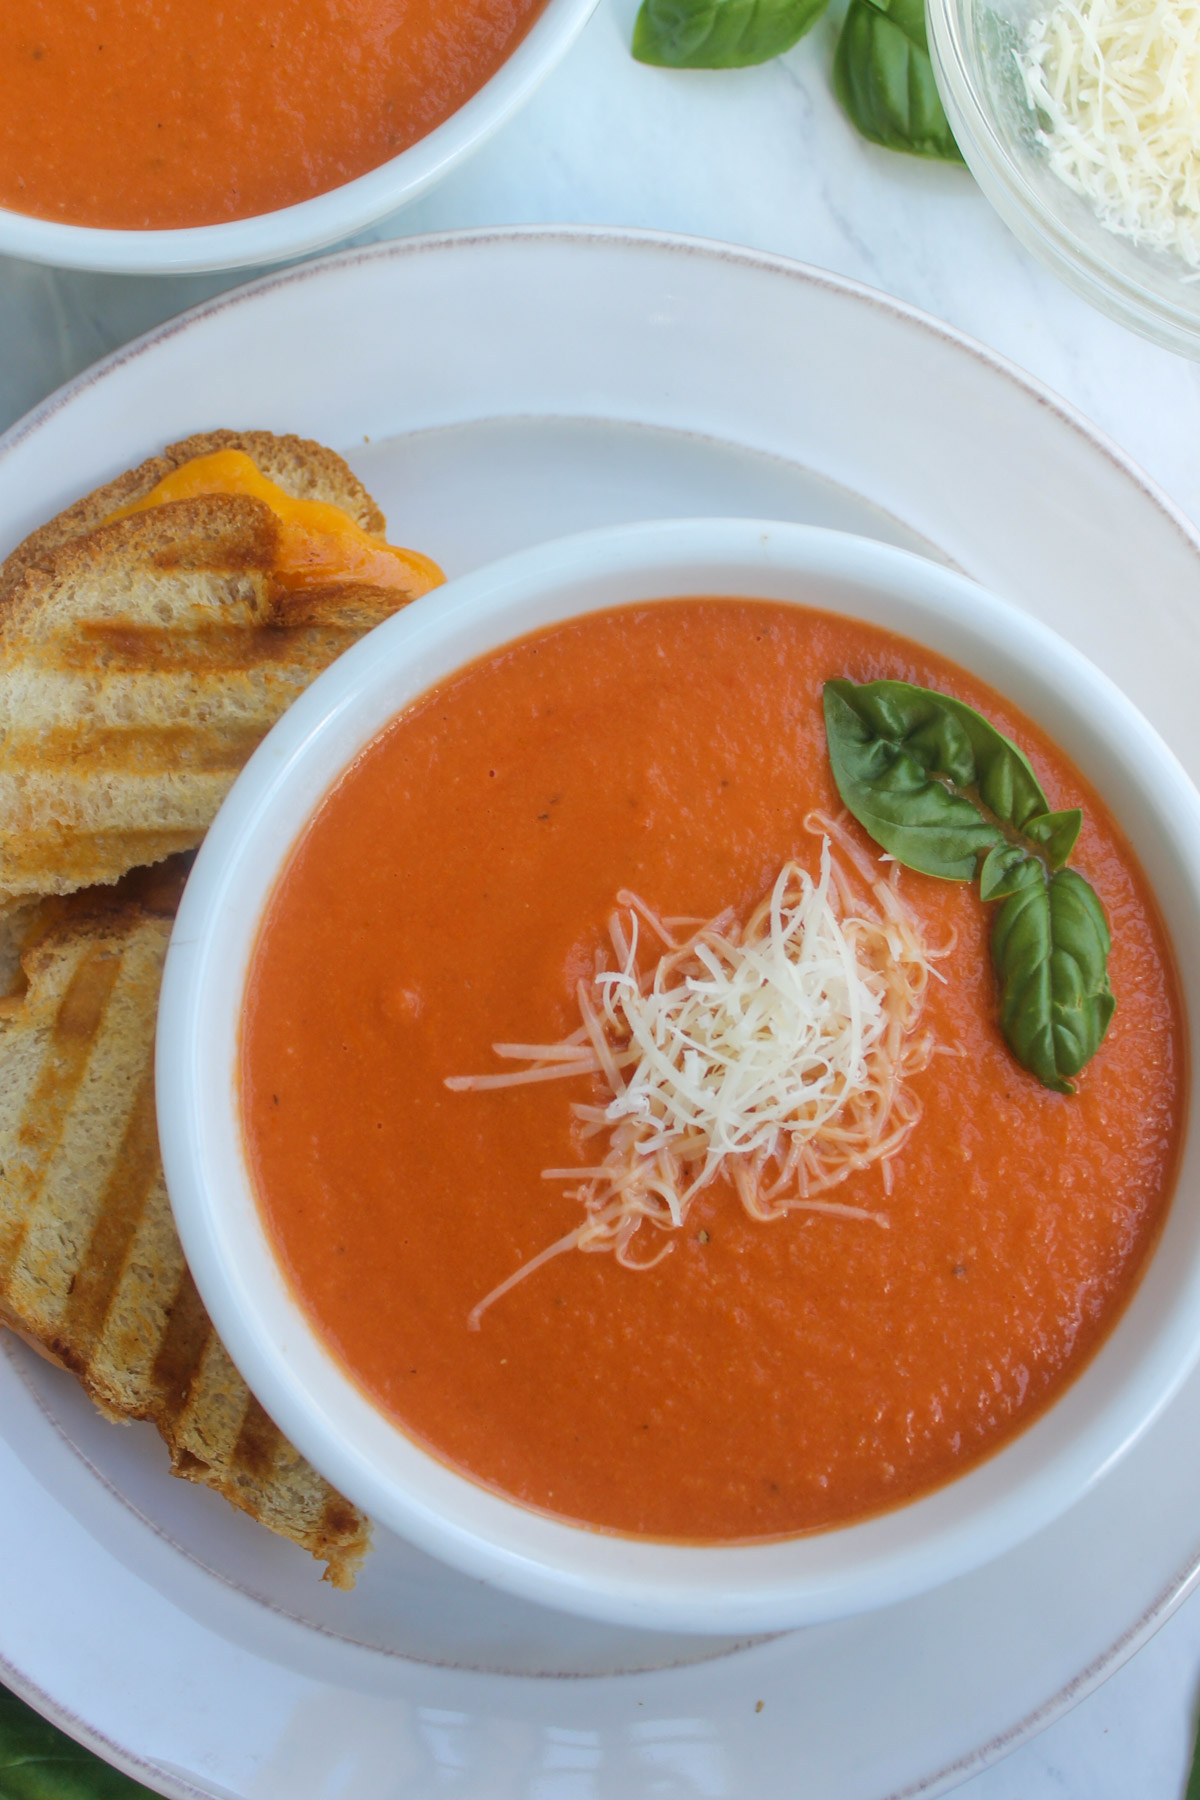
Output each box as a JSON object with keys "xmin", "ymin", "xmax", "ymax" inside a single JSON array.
[{"xmin": 110, "ymin": 450, "xmax": 444, "ymax": 598}]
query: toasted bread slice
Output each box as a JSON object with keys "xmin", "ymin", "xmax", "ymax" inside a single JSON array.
[
  {"xmin": 0, "ymin": 429, "xmax": 385, "ymax": 601},
  {"xmin": 0, "ymin": 436, "xmax": 417, "ymax": 905},
  {"xmin": 0, "ymin": 901, "xmax": 370, "ymax": 1587}
]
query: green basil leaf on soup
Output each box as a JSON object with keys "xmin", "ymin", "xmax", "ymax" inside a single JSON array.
[
  {"xmin": 823, "ymin": 676, "xmax": 1115, "ymax": 1093},
  {"xmin": 832, "ymin": 0, "xmax": 965, "ymax": 161},
  {"xmin": 822, "ymin": 677, "xmax": 1076, "ymax": 877},
  {"xmin": 632, "ymin": 0, "xmax": 832, "ymax": 68},
  {"xmin": 979, "ymin": 841, "xmax": 1043, "ymax": 901},
  {"xmin": 824, "ymin": 679, "xmax": 1009, "ymax": 878},
  {"xmin": 991, "ymin": 866, "xmax": 1116, "ymax": 1093},
  {"xmin": 1022, "ymin": 806, "xmax": 1083, "ymax": 867}
]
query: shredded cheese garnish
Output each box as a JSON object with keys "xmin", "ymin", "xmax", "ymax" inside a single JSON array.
[
  {"xmin": 1017, "ymin": 0, "xmax": 1200, "ymax": 267},
  {"xmin": 448, "ymin": 816, "xmax": 947, "ymax": 1329}
]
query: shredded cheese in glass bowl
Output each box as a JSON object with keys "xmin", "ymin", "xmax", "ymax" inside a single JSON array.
[{"xmin": 927, "ymin": 0, "xmax": 1200, "ymax": 353}]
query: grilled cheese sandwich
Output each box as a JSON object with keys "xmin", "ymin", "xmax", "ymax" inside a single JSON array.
[{"xmin": 0, "ymin": 430, "xmax": 439, "ymax": 1583}]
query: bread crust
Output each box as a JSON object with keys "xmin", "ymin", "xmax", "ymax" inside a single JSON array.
[{"xmin": 0, "ymin": 428, "xmax": 386, "ymax": 605}]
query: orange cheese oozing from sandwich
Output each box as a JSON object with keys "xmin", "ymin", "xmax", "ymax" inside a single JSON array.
[{"xmin": 109, "ymin": 450, "xmax": 444, "ymax": 598}]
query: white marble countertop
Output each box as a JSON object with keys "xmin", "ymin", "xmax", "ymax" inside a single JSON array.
[{"xmin": 2, "ymin": 3, "xmax": 1199, "ymax": 1794}]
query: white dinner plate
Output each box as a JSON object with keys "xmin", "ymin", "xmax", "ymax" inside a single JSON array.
[{"xmin": 2, "ymin": 226, "xmax": 1199, "ymax": 1800}]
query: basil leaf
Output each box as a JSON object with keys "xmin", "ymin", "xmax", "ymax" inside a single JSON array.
[
  {"xmin": 822, "ymin": 678, "xmax": 1060, "ymax": 879},
  {"xmin": 0, "ymin": 1686, "xmax": 157, "ymax": 1799},
  {"xmin": 979, "ymin": 842, "xmax": 1041, "ymax": 901},
  {"xmin": 632, "ymin": 0, "xmax": 831, "ymax": 67},
  {"xmin": 979, "ymin": 818, "xmax": 1079, "ymax": 898},
  {"xmin": 1022, "ymin": 808, "xmax": 1083, "ymax": 867},
  {"xmin": 991, "ymin": 866, "xmax": 1115, "ymax": 1093},
  {"xmin": 823, "ymin": 677, "xmax": 1115, "ymax": 1093},
  {"xmin": 833, "ymin": 0, "xmax": 965, "ymax": 161},
  {"xmin": 1187, "ymin": 1706, "xmax": 1200, "ymax": 1800}
]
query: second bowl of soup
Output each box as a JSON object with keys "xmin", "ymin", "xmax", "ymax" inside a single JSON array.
[{"xmin": 0, "ymin": 0, "xmax": 599, "ymax": 272}]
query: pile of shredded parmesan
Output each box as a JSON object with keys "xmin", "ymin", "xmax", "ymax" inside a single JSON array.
[
  {"xmin": 448, "ymin": 817, "xmax": 948, "ymax": 1329},
  {"xmin": 1017, "ymin": 0, "xmax": 1200, "ymax": 266}
]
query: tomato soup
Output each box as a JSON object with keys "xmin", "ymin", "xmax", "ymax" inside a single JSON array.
[
  {"xmin": 241, "ymin": 601, "xmax": 1184, "ymax": 1540},
  {"xmin": 0, "ymin": 0, "xmax": 549, "ymax": 231}
]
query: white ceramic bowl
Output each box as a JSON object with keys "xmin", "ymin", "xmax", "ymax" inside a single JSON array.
[
  {"xmin": 0, "ymin": 0, "xmax": 597, "ymax": 276},
  {"xmin": 158, "ymin": 518, "xmax": 1200, "ymax": 1634},
  {"xmin": 927, "ymin": 0, "xmax": 1200, "ymax": 357}
]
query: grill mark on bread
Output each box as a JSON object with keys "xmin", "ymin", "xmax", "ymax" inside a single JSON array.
[
  {"xmin": 320, "ymin": 1491, "xmax": 366, "ymax": 1545},
  {"xmin": 232, "ymin": 1393, "xmax": 286, "ymax": 1481},
  {"xmin": 150, "ymin": 518, "xmax": 277, "ymax": 577},
  {"xmin": 58, "ymin": 623, "xmax": 295, "ymax": 671},
  {"xmin": 54, "ymin": 942, "xmax": 121, "ymax": 1041},
  {"xmin": 11, "ymin": 724, "xmax": 268, "ymax": 775},
  {"xmin": 62, "ymin": 1066, "xmax": 159, "ymax": 1362},
  {"xmin": 0, "ymin": 944, "xmax": 120, "ymax": 1289},
  {"xmin": 51, "ymin": 622, "xmax": 364, "ymax": 673},
  {"xmin": 150, "ymin": 1267, "xmax": 214, "ymax": 1425},
  {"xmin": 167, "ymin": 1337, "xmax": 259, "ymax": 1484},
  {"xmin": 91, "ymin": 1167, "xmax": 187, "ymax": 1411}
]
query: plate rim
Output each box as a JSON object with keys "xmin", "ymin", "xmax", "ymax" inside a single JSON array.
[
  {"xmin": 4, "ymin": 223, "xmax": 1200, "ymax": 1800},
  {"xmin": 0, "ymin": 1649, "xmax": 208, "ymax": 1800},
  {"xmin": 2, "ymin": 223, "xmax": 1199, "ymax": 575}
]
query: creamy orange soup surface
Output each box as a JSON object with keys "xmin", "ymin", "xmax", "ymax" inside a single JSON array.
[
  {"xmin": 241, "ymin": 599, "xmax": 1184, "ymax": 1541},
  {"xmin": 0, "ymin": 1, "xmax": 549, "ymax": 230}
]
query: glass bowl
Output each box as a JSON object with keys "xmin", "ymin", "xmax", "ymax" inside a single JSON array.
[{"xmin": 927, "ymin": 0, "xmax": 1200, "ymax": 357}]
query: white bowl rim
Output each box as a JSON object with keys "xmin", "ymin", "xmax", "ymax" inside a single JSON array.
[
  {"xmin": 157, "ymin": 516, "xmax": 1200, "ymax": 1634},
  {"xmin": 0, "ymin": 0, "xmax": 599, "ymax": 275}
]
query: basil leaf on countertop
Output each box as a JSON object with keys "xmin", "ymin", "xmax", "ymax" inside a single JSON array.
[
  {"xmin": 833, "ymin": 0, "xmax": 965, "ymax": 161},
  {"xmin": 632, "ymin": 0, "xmax": 831, "ymax": 68},
  {"xmin": 0, "ymin": 1685, "xmax": 159, "ymax": 1799},
  {"xmin": 992, "ymin": 866, "xmax": 1116, "ymax": 1094}
]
